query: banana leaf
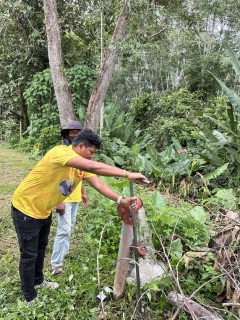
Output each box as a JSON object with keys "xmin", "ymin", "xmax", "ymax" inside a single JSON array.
[
  {"xmin": 200, "ymin": 146, "xmax": 225, "ymax": 166},
  {"xmin": 99, "ymin": 154, "xmax": 116, "ymax": 166},
  {"xmin": 111, "ymin": 112, "xmax": 125, "ymax": 137},
  {"xmin": 212, "ymin": 130, "xmax": 229, "ymax": 146},
  {"xmin": 146, "ymin": 144, "xmax": 159, "ymax": 158},
  {"xmin": 209, "ymin": 71, "xmax": 240, "ymax": 113},
  {"xmin": 223, "ymin": 43, "xmax": 240, "ymax": 79},
  {"xmin": 104, "ymin": 102, "xmax": 119, "ymax": 127},
  {"xmin": 171, "ymin": 137, "xmax": 182, "ymax": 151},
  {"xmin": 203, "ymin": 113, "xmax": 239, "ymax": 139},
  {"xmin": 191, "ymin": 114, "xmax": 219, "ymax": 142},
  {"xmin": 159, "ymin": 145, "xmax": 176, "ymax": 163},
  {"xmin": 204, "ymin": 163, "xmax": 229, "ymax": 181},
  {"xmin": 226, "ymin": 105, "xmax": 238, "ymax": 133},
  {"xmin": 113, "ymin": 155, "xmax": 124, "ymax": 166}
]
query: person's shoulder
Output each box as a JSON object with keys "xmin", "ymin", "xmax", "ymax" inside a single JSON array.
[
  {"xmin": 45, "ymin": 145, "xmax": 66, "ymax": 154},
  {"xmin": 48, "ymin": 145, "xmax": 74, "ymax": 158},
  {"xmin": 48, "ymin": 145, "xmax": 78, "ymax": 164},
  {"xmin": 58, "ymin": 145, "xmax": 75, "ymax": 152},
  {"xmin": 54, "ymin": 145, "xmax": 70, "ymax": 151},
  {"xmin": 47, "ymin": 145, "xmax": 67, "ymax": 152}
]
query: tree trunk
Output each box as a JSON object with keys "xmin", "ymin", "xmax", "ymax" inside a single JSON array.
[
  {"xmin": 84, "ymin": 1, "xmax": 128, "ymax": 132},
  {"xmin": 19, "ymin": 85, "xmax": 30, "ymax": 130},
  {"xmin": 167, "ymin": 291, "xmax": 223, "ymax": 320},
  {"xmin": 42, "ymin": 0, "xmax": 75, "ymax": 128}
]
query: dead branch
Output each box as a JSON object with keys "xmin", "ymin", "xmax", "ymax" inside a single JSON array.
[
  {"xmin": 222, "ymin": 303, "xmax": 240, "ymax": 307},
  {"xmin": 167, "ymin": 291, "xmax": 222, "ymax": 320}
]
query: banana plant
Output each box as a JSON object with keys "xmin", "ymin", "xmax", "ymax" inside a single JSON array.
[
  {"xmin": 145, "ymin": 140, "xmax": 206, "ymax": 192},
  {"xmin": 209, "ymin": 43, "xmax": 240, "ymax": 113},
  {"xmin": 189, "ymin": 43, "xmax": 240, "ymax": 181},
  {"xmin": 103, "ymin": 102, "xmax": 154, "ymax": 147},
  {"xmin": 99, "ymin": 102, "xmax": 154, "ymax": 170},
  {"xmin": 190, "ymin": 111, "xmax": 240, "ymax": 179}
]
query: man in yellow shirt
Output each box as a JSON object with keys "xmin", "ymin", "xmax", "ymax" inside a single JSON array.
[{"xmin": 11, "ymin": 129, "xmax": 147, "ymax": 306}]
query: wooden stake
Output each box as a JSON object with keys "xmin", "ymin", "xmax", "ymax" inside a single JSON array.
[{"xmin": 113, "ymin": 222, "xmax": 133, "ymax": 300}]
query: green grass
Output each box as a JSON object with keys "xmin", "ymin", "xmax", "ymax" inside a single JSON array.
[{"xmin": 0, "ymin": 185, "xmax": 20, "ymax": 194}]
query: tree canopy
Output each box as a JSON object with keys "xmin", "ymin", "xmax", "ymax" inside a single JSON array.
[{"xmin": 0, "ymin": 0, "xmax": 240, "ymax": 131}]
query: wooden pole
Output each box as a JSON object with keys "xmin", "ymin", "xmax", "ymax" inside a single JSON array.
[
  {"xmin": 113, "ymin": 222, "xmax": 133, "ymax": 300},
  {"xmin": 20, "ymin": 118, "xmax": 22, "ymax": 141}
]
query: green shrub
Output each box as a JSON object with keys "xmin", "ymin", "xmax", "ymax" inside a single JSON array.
[
  {"xmin": 23, "ymin": 65, "xmax": 97, "ymax": 154},
  {"xmin": 129, "ymin": 88, "xmax": 205, "ymax": 151},
  {"xmin": 129, "ymin": 92, "xmax": 160, "ymax": 128}
]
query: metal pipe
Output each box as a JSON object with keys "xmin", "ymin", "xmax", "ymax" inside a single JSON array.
[{"xmin": 130, "ymin": 181, "xmax": 141, "ymax": 313}]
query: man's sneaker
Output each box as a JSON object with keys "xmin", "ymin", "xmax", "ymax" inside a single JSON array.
[
  {"xmin": 36, "ymin": 280, "xmax": 59, "ymax": 290},
  {"xmin": 25, "ymin": 297, "xmax": 38, "ymax": 306}
]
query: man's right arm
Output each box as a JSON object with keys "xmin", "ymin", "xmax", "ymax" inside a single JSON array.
[{"xmin": 65, "ymin": 157, "xmax": 147, "ymax": 183}]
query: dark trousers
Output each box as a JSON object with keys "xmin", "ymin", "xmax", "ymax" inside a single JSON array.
[{"xmin": 11, "ymin": 205, "xmax": 52, "ymax": 302}]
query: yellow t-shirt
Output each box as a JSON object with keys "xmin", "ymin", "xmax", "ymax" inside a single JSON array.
[
  {"xmin": 63, "ymin": 179, "xmax": 82, "ymax": 203},
  {"xmin": 12, "ymin": 145, "xmax": 95, "ymax": 219}
]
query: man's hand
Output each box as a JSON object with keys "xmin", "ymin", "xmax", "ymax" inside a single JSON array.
[
  {"xmin": 126, "ymin": 172, "xmax": 148, "ymax": 183},
  {"xmin": 56, "ymin": 202, "xmax": 65, "ymax": 215},
  {"xmin": 81, "ymin": 184, "xmax": 89, "ymax": 206},
  {"xmin": 121, "ymin": 197, "xmax": 139, "ymax": 208},
  {"xmin": 82, "ymin": 194, "xmax": 89, "ymax": 207}
]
